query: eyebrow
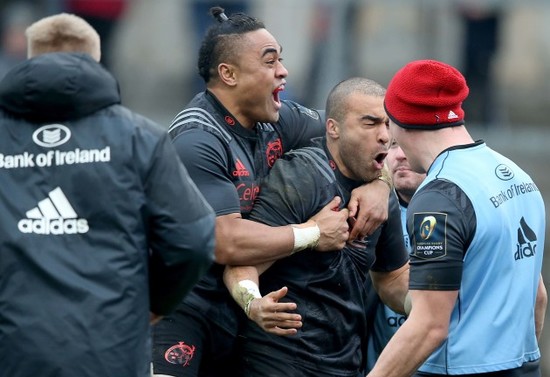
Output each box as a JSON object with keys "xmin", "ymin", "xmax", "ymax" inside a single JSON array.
[
  {"xmin": 361, "ymin": 114, "xmax": 387, "ymax": 123},
  {"xmin": 261, "ymin": 45, "xmax": 283, "ymax": 58}
]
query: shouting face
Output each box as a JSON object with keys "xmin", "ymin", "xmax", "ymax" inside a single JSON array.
[
  {"xmin": 332, "ymin": 93, "xmax": 390, "ymax": 183},
  {"xmin": 230, "ymin": 29, "xmax": 288, "ymax": 127}
]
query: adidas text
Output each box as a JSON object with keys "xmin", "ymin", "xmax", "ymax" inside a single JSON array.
[
  {"xmin": 19, "ymin": 187, "xmax": 89, "ymax": 235},
  {"xmin": 18, "ymin": 218, "xmax": 89, "ymax": 235},
  {"xmin": 233, "ymin": 169, "xmax": 250, "ymax": 177}
]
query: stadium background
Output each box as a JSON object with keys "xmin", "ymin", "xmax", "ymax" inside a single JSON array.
[{"xmin": 2, "ymin": 0, "xmax": 549, "ymax": 373}]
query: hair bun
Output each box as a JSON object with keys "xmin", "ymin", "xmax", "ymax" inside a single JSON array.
[{"xmin": 210, "ymin": 7, "xmax": 229, "ymax": 23}]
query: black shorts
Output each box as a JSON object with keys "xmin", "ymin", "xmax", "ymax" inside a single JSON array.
[
  {"xmin": 242, "ymin": 358, "xmax": 363, "ymax": 377},
  {"xmin": 413, "ymin": 359, "xmax": 540, "ymax": 377},
  {"xmin": 241, "ymin": 339, "xmax": 363, "ymax": 377},
  {"xmin": 151, "ymin": 303, "xmax": 242, "ymax": 377}
]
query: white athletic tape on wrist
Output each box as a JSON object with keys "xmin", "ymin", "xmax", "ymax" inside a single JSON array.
[
  {"xmin": 291, "ymin": 223, "xmax": 321, "ymax": 254},
  {"xmin": 232, "ymin": 280, "xmax": 262, "ymax": 317}
]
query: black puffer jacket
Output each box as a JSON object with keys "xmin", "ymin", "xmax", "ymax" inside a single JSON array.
[{"xmin": 0, "ymin": 52, "xmax": 214, "ymax": 377}]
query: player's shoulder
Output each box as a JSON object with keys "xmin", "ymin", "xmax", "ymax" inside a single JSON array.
[
  {"xmin": 418, "ymin": 179, "xmax": 466, "ymax": 200},
  {"xmin": 280, "ymin": 146, "xmax": 336, "ymax": 184},
  {"xmin": 411, "ymin": 179, "xmax": 474, "ymax": 219},
  {"xmin": 279, "ymin": 99, "xmax": 323, "ymax": 122},
  {"xmin": 168, "ymin": 105, "xmax": 232, "ymax": 145},
  {"xmin": 285, "ymin": 145, "xmax": 326, "ymax": 164}
]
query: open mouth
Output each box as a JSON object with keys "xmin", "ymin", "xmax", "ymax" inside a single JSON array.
[
  {"xmin": 272, "ymin": 85, "xmax": 284, "ymax": 104},
  {"xmin": 375, "ymin": 152, "xmax": 387, "ymax": 165}
]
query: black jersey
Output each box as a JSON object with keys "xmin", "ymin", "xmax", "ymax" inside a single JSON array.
[
  {"xmin": 167, "ymin": 91, "xmax": 325, "ymax": 332},
  {"xmin": 242, "ymin": 137, "xmax": 409, "ymax": 377}
]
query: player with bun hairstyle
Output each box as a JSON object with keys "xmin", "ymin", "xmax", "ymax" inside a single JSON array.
[{"xmin": 152, "ymin": 7, "xmax": 393, "ymax": 377}]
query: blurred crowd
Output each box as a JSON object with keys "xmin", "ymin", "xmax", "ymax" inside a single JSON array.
[
  {"xmin": 0, "ymin": 0, "xmax": 549, "ymax": 375},
  {"xmin": 4, "ymin": 0, "xmax": 550, "ymax": 128}
]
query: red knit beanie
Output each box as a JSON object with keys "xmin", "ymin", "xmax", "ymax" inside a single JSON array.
[{"xmin": 384, "ymin": 60, "xmax": 469, "ymax": 130}]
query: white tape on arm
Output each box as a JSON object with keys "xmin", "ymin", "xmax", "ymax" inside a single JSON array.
[
  {"xmin": 291, "ymin": 223, "xmax": 321, "ymax": 254},
  {"xmin": 232, "ymin": 280, "xmax": 262, "ymax": 317}
]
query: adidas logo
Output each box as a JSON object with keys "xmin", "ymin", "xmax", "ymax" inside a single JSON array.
[
  {"xmin": 18, "ymin": 187, "xmax": 89, "ymax": 235},
  {"xmin": 447, "ymin": 110, "xmax": 459, "ymax": 120},
  {"xmin": 232, "ymin": 159, "xmax": 250, "ymax": 177},
  {"xmin": 515, "ymin": 217, "xmax": 537, "ymax": 260}
]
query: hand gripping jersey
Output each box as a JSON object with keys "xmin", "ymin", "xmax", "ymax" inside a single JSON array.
[
  {"xmin": 241, "ymin": 137, "xmax": 409, "ymax": 377},
  {"xmin": 167, "ymin": 91, "xmax": 326, "ymax": 336},
  {"xmin": 408, "ymin": 141, "xmax": 545, "ymax": 375}
]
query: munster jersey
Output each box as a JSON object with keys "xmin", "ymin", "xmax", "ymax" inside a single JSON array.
[
  {"xmin": 408, "ymin": 141, "xmax": 545, "ymax": 375},
  {"xmin": 242, "ymin": 137, "xmax": 409, "ymax": 377},
  {"xmin": 167, "ymin": 91, "xmax": 325, "ymax": 333}
]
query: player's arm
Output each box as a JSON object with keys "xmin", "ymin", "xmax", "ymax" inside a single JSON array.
[
  {"xmin": 216, "ymin": 196, "xmax": 348, "ymax": 265},
  {"xmin": 146, "ymin": 132, "xmax": 215, "ymax": 317},
  {"xmin": 370, "ymin": 262, "xmax": 409, "ymax": 315},
  {"xmin": 368, "ymin": 191, "xmax": 410, "ymax": 314},
  {"xmin": 223, "ymin": 263, "xmax": 302, "ymax": 336},
  {"xmin": 535, "ymin": 274, "xmax": 547, "ymax": 341},
  {"xmin": 171, "ymin": 130, "xmax": 349, "ymax": 266},
  {"xmin": 369, "ymin": 181, "xmax": 471, "ymax": 376},
  {"xmin": 367, "ymin": 289, "xmax": 458, "ymax": 377},
  {"xmin": 223, "ymin": 149, "xmax": 343, "ymax": 335}
]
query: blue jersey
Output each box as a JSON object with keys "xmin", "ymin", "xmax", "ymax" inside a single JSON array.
[
  {"xmin": 408, "ymin": 141, "xmax": 545, "ymax": 375},
  {"xmin": 366, "ymin": 197, "xmax": 409, "ymax": 372}
]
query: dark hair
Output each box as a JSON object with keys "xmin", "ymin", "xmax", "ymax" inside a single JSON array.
[{"xmin": 197, "ymin": 6, "xmax": 265, "ymax": 83}]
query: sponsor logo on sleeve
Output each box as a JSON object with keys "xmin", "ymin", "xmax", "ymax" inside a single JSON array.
[{"xmin": 412, "ymin": 212, "xmax": 447, "ymax": 259}]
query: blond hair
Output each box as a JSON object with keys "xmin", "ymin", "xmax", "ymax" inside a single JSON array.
[{"xmin": 25, "ymin": 13, "xmax": 101, "ymax": 61}]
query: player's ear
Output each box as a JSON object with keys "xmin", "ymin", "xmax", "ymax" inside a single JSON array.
[
  {"xmin": 326, "ymin": 118, "xmax": 340, "ymax": 139},
  {"xmin": 218, "ymin": 63, "xmax": 237, "ymax": 86}
]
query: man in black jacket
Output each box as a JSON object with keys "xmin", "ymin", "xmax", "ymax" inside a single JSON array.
[{"xmin": 0, "ymin": 13, "xmax": 215, "ymax": 377}]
